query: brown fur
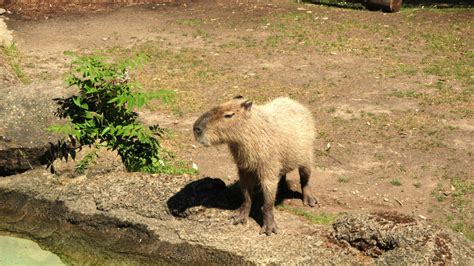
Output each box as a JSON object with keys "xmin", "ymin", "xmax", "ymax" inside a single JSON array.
[{"xmin": 193, "ymin": 96, "xmax": 317, "ymax": 235}]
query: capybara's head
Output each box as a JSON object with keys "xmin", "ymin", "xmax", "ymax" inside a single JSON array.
[{"xmin": 193, "ymin": 96, "xmax": 253, "ymax": 147}]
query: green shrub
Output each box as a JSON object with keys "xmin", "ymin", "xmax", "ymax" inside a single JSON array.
[{"xmin": 47, "ymin": 52, "xmax": 179, "ymax": 174}]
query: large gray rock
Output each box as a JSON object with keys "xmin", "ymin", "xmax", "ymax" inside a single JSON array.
[
  {"xmin": 333, "ymin": 212, "xmax": 474, "ymax": 264},
  {"xmin": 0, "ymin": 170, "xmax": 472, "ymax": 264},
  {"xmin": 0, "ymin": 81, "xmax": 68, "ymax": 176}
]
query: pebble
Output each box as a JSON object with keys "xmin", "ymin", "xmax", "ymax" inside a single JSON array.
[
  {"xmin": 0, "ymin": 9, "xmax": 6, "ymax": 15},
  {"xmin": 418, "ymin": 215, "xmax": 427, "ymax": 220},
  {"xmin": 383, "ymin": 198, "xmax": 389, "ymax": 202}
]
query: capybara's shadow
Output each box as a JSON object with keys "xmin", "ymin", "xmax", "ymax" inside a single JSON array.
[{"xmin": 167, "ymin": 176, "xmax": 303, "ymax": 226}]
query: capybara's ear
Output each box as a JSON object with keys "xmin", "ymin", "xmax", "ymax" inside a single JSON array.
[
  {"xmin": 241, "ymin": 100, "xmax": 252, "ymax": 111},
  {"xmin": 233, "ymin": 95, "xmax": 244, "ymax": 100}
]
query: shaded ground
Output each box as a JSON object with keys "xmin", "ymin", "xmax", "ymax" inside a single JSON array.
[{"xmin": 0, "ymin": 0, "xmax": 473, "ymax": 243}]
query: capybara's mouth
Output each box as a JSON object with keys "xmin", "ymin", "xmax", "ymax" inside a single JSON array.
[{"xmin": 195, "ymin": 136, "xmax": 211, "ymax": 147}]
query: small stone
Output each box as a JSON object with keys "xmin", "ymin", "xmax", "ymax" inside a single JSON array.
[
  {"xmin": 192, "ymin": 162, "xmax": 198, "ymax": 170},
  {"xmin": 332, "ymin": 188, "xmax": 338, "ymax": 192},
  {"xmin": 419, "ymin": 214, "xmax": 427, "ymax": 220},
  {"xmin": 383, "ymin": 198, "xmax": 389, "ymax": 202},
  {"xmin": 0, "ymin": 8, "xmax": 6, "ymax": 15}
]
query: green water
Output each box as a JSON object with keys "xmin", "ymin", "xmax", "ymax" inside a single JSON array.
[{"xmin": 0, "ymin": 235, "xmax": 64, "ymax": 265}]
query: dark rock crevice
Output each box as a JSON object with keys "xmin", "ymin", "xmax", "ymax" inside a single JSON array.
[{"xmin": 0, "ymin": 144, "xmax": 50, "ymax": 176}]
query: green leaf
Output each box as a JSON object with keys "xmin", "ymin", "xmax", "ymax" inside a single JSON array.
[
  {"xmin": 101, "ymin": 127, "xmax": 111, "ymax": 136},
  {"xmin": 72, "ymin": 96, "xmax": 82, "ymax": 107}
]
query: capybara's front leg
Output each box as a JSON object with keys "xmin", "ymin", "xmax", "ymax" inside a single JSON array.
[
  {"xmin": 231, "ymin": 170, "xmax": 256, "ymax": 225},
  {"xmin": 259, "ymin": 179, "xmax": 278, "ymax": 235}
]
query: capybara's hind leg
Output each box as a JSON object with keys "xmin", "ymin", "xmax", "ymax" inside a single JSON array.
[
  {"xmin": 299, "ymin": 166, "xmax": 318, "ymax": 207},
  {"xmin": 231, "ymin": 170, "xmax": 256, "ymax": 225}
]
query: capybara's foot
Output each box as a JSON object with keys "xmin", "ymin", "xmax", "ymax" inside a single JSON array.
[
  {"xmin": 260, "ymin": 221, "xmax": 278, "ymax": 236},
  {"xmin": 230, "ymin": 212, "xmax": 248, "ymax": 225},
  {"xmin": 303, "ymin": 193, "xmax": 318, "ymax": 207}
]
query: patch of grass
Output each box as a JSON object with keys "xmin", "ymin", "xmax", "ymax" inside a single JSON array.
[
  {"xmin": 432, "ymin": 183, "xmax": 447, "ymax": 202},
  {"xmin": 450, "ymin": 222, "xmax": 474, "ymax": 242},
  {"xmin": 160, "ymin": 155, "xmax": 198, "ymax": 175},
  {"xmin": 390, "ymin": 179, "xmax": 402, "ymax": 186},
  {"xmin": 450, "ymin": 176, "xmax": 473, "ymax": 210},
  {"xmin": 389, "ymin": 89, "xmax": 423, "ymax": 99},
  {"xmin": 337, "ymin": 175, "xmax": 350, "ymax": 183},
  {"xmin": 193, "ymin": 29, "xmax": 211, "ymax": 39},
  {"xmin": 278, "ymin": 204, "xmax": 341, "ymax": 225},
  {"xmin": 452, "ymin": 107, "xmax": 473, "ymax": 118},
  {"xmin": 2, "ymin": 43, "xmax": 31, "ymax": 84},
  {"xmin": 423, "ymin": 50, "xmax": 473, "ymax": 86},
  {"xmin": 387, "ymin": 63, "xmax": 419, "ymax": 78},
  {"xmin": 176, "ymin": 18, "xmax": 204, "ymax": 27},
  {"xmin": 266, "ymin": 35, "xmax": 283, "ymax": 47},
  {"xmin": 433, "ymin": 175, "xmax": 474, "ymax": 242}
]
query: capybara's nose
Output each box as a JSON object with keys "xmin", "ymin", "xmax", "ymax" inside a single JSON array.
[{"xmin": 193, "ymin": 125, "xmax": 203, "ymax": 135}]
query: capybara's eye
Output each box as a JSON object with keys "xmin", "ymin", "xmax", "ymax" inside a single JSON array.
[{"xmin": 224, "ymin": 112, "xmax": 235, "ymax": 119}]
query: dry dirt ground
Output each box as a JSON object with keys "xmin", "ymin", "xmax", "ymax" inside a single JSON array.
[{"xmin": 1, "ymin": 0, "xmax": 473, "ymax": 241}]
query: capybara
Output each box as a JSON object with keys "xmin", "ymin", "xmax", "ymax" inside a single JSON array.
[{"xmin": 193, "ymin": 96, "xmax": 317, "ymax": 235}]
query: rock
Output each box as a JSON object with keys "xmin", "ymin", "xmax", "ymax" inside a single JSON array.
[
  {"xmin": 0, "ymin": 8, "xmax": 6, "ymax": 15},
  {"xmin": 0, "ymin": 82, "xmax": 66, "ymax": 176},
  {"xmin": 332, "ymin": 212, "xmax": 474, "ymax": 264},
  {"xmin": 0, "ymin": 17, "xmax": 13, "ymax": 47},
  {"xmin": 1, "ymin": 171, "xmax": 472, "ymax": 264},
  {"xmin": 0, "ymin": 170, "xmax": 357, "ymax": 264}
]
